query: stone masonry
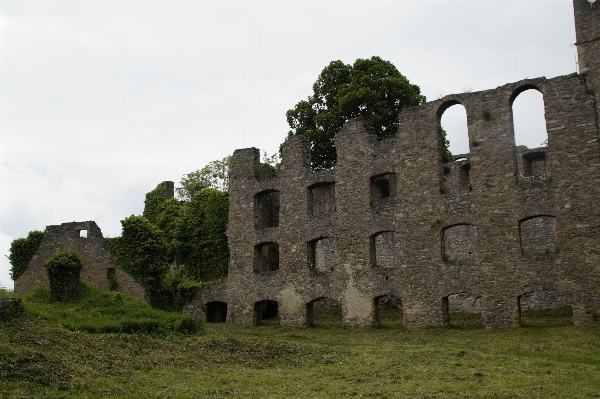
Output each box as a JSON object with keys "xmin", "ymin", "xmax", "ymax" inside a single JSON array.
[
  {"xmin": 15, "ymin": 221, "xmax": 145, "ymax": 301},
  {"xmin": 199, "ymin": 0, "xmax": 600, "ymax": 328}
]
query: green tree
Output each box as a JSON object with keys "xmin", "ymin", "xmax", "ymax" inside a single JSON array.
[
  {"xmin": 176, "ymin": 156, "xmax": 231, "ymax": 200},
  {"xmin": 7, "ymin": 230, "xmax": 45, "ymax": 280},
  {"xmin": 253, "ymin": 150, "xmax": 281, "ymax": 181},
  {"xmin": 286, "ymin": 56, "xmax": 426, "ymax": 169}
]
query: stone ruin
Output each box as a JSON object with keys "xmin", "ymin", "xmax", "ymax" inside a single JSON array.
[
  {"xmin": 14, "ymin": 221, "xmax": 145, "ymax": 301},
  {"xmin": 12, "ymin": 0, "xmax": 600, "ymax": 329},
  {"xmin": 196, "ymin": 0, "xmax": 600, "ymax": 328}
]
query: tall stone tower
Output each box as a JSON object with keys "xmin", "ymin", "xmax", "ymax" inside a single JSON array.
[{"xmin": 574, "ymin": 0, "xmax": 600, "ymax": 117}]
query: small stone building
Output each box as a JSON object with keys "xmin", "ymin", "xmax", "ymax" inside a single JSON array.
[
  {"xmin": 198, "ymin": 0, "xmax": 600, "ymax": 328},
  {"xmin": 14, "ymin": 221, "xmax": 144, "ymax": 301}
]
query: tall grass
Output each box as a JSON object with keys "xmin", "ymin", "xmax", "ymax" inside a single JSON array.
[{"xmin": 4, "ymin": 282, "xmax": 202, "ymax": 335}]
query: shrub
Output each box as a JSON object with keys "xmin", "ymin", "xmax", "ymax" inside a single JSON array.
[{"xmin": 44, "ymin": 250, "xmax": 83, "ymax": 302}]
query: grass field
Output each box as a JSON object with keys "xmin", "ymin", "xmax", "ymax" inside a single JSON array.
[{"xmin": 1, "ymin": 288, "xmax": 599, "ymax": 398}]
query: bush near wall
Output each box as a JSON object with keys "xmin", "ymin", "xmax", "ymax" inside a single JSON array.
[{"xmin": 44, "ymin": 251, "xmax": 83, "ymax": 302}]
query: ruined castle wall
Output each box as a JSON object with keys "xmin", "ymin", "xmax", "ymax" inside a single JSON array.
[
  {"xmin": 202, "ymin": 68, "xmax": 599, "ymax": 329},
  {"xmin": 15, "ymin": 221, "xmax": 145, "ymax": 301},
  {"xmin": 200, "ymin": 1, "xmax": 599, "ymax": 329}
]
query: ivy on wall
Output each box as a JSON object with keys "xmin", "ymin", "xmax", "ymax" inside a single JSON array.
[
  {"xmin": 143, "ymin": 184, "xmax": 167, "ymax": 225},
  {"xmin": 176, "ymin": 188, "xmax": 229, "ymax": 282},
  {"xmin": 8, "ymin": 230, "xmax": 45, "ymax": 280},
  {"xmin": 107, "ymin": 185, "xmax": 228, "ymax": 310},
  {"xmin": 156, "ymin": 198, "xmax": 183, "ymax": 261},
  {"xmin": 107, "ymin": 216, "xmax": 170, "ymax": 308}
]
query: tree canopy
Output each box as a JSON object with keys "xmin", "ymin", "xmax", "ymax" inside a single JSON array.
[
  {"xmin": 286, "ymin": 56, "xmax": 426, "ymax": 169},
  {"xmin": 176, "ymin": 156, "xmax": 231, "ymax": 200}
]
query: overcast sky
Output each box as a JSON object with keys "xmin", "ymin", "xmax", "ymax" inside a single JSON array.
[{"xmin": 0, "ymin": 1, "xmax": 578, "ymax": 289}]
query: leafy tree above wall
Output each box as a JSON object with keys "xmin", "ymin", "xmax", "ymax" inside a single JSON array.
[{"xmin": 286, "ymin": 56, "xmax": 426, "ymax": 170}]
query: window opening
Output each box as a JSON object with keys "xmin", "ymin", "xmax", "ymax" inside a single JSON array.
[
  {"xmin": 308, "ymin": 182, "xmax": 335, "ymax": 216},
  {"xmin": 254, "ymin": 300, "xmax": 278, "ymax": 326},
  {"xmin": 442, "ymin": 224, "xmax": 477, "ymax": 262},
  {"xmin": 519, "ymin": 216, "xmax": 558, "ymax": 256},
  {"xmin": 439, "ymin": 103, "xmax": 469, "ymax": 157},
  {"xmin": 442, "ymin": 293, "xmax": 482, "ymax": 329},
  {"xmin": 512, "ymin": 88, "xmax": 548, "ymax": 149},
  {"xmin": 371, "ymin": 295, "xmax": 403, "ymax": 328},
  {"xmin": 522, "ymin": 151, "xmax": 546, "ymax": 177},
  {"xmin": 306, "ymin": 297, "xmax": 342, "ymax": 327},
  {"xmin": 517, "ymin": 291, "xmax": 572, "ymax": 327},
  {"xmin": 370, "ymin": 173, "xmax": 396, "ymax": 208},
  {"xmin": 308, "ymin": 237, "xmax": 337, "ymax": 272},
  {"xmin": 79, "ymin": 229, "xmax": 88, "ymax": 238},
  {"xmin": 254, "ymin": 242, "xmax": 279, "ymax": 272},
  {"xmin": 254, "ymin": 190, "xmax": 279, "ymax": 229},
  {"xmin": 370, "ymin": 231, "xmax": 400, "ymax": 268},
  {"xmin": 206, "ymin": 301, "xmax": 228, "ymax": 323},
  {"xmin": 106, "ymin": 268, "xmax": 117, "ymax": 291}
]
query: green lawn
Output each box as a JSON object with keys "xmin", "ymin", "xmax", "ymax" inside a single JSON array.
[{"xmin": 1, "ymin": 290, "xmax": 599, "ymax": 398}]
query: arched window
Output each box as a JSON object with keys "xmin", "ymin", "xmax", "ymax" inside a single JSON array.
[
  {"xmin": 438, "ymin": 102, "xmax": 470, "ymax": 194},
  {"xmin": 512, "ymin": 88, "xmax": 549, "ymax": 179},
  {"xmin": 440, "ymin": 103, "xmax": 469, "ymax": 157},
  {"xmin": 371, "ymin": 295, "xmax": 403, "ymax": 328},
  {"xmin": 512, "ymin": 88, "xmax": 548, "ymax": 149},
  {"xmin": 517, "ymin": 291, "xmax": 572, "ymax": 327}
]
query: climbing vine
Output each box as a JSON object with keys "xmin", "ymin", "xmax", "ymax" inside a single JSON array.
[
  {"xmin": 156, "ymin": 198, "xmax": 183, "ymax": 261},
  {"xmin": 7, "ymin": 230, "xmax": 45, "ymax": 280},
  {"xmin": 143, "ymin": 184, "xmax": 168, "ymax": 225},
  {"xmin": 175, "ymin": 188, "xmax": 229, "ymax": 282},
  {"xmin": 107, "ymin": 216, "xmax": 170, "ymax": 308},
  {"xmin": 440, "ymin": 128, "xmax": 454, "ymax": 163}
]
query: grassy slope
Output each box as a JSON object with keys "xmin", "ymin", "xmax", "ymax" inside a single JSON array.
[{"xmin": 1, "ymin": 299, "xmax": 599, "ymax": 398}]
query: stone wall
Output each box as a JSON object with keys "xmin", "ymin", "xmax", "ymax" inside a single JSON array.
[
  {"xmin": 14, "ymin": 221, "xmax": 145, "ymax": 301},
  {"xmin": 197, "ymin": 0, "xmax": 599, "ymax": 329}
]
